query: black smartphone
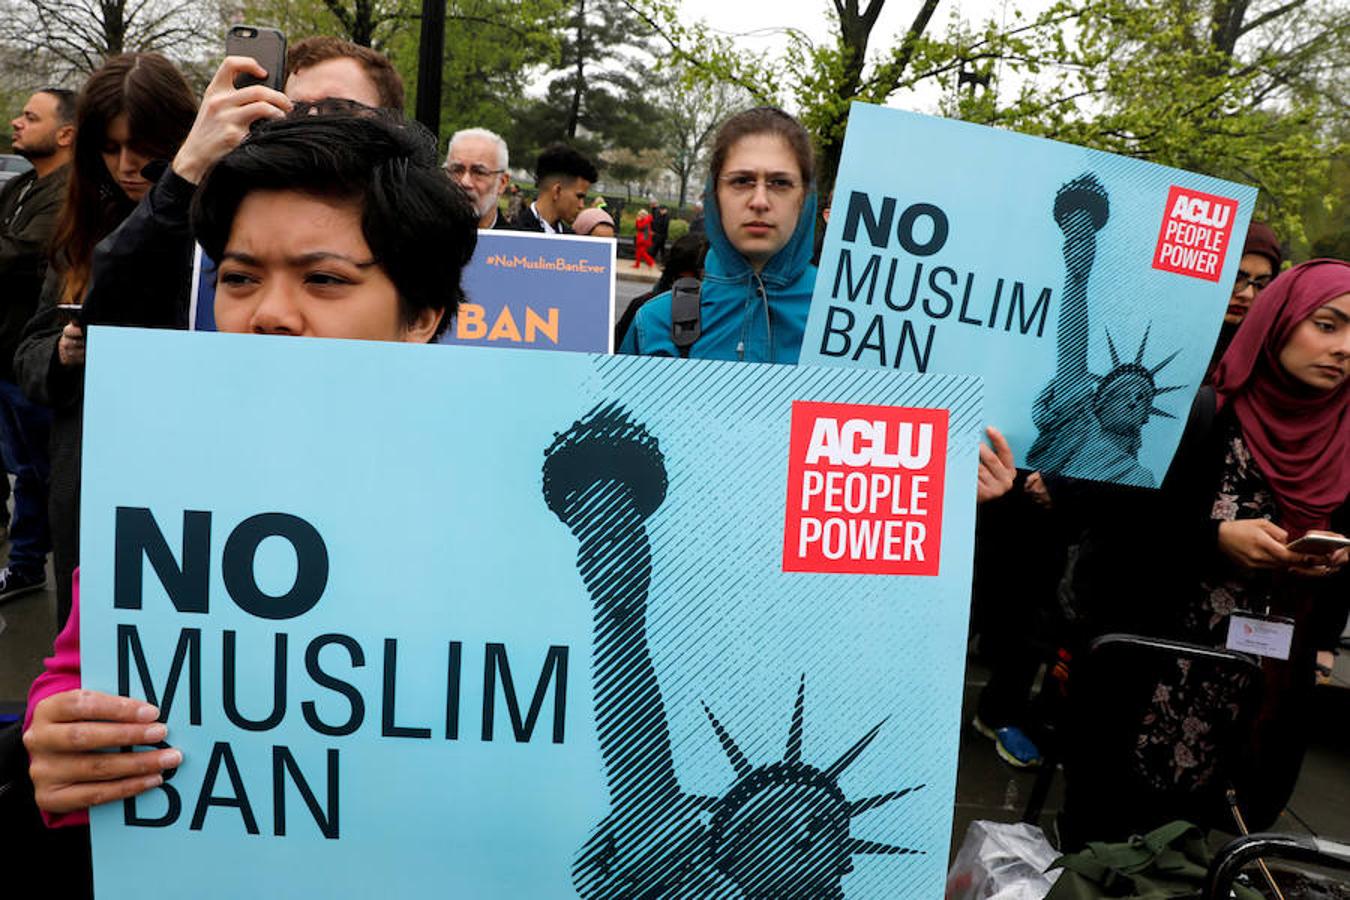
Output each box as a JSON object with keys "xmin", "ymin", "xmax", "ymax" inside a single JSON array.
[
  {"xmin": 226, "ymin": 25, "xmax": 287, "ymax": 91},
  {"xmin": 55, "ymin": 303, "xmax": 83, "ymax": 325}
]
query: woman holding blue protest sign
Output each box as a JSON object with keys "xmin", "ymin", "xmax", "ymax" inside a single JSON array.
[
  {"xmin": 619, "ymin": 106, "xmax": 818, "ymax": 363},
  {"xmin": 20, "ymin": 112, "xmax": 477, "ymax": 836}
]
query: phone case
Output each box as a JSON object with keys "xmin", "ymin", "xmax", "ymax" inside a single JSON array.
[{"xmin": 226, "ymin": 26, "xmax": 287, "ymax": 91}]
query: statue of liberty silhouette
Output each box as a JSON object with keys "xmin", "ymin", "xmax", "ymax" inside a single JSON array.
[
  {"xmin": 543, "ymin": 403, "xmax": 924, "ymax": 898},
  {"xmin": 1026, "ymin": 173, "xmax": 1184, "ymax": 487}
]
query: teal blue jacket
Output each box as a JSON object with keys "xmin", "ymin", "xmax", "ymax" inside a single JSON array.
[{"xmin": 619, "ymin": 182, "xmax": 818, "ymax": 363}]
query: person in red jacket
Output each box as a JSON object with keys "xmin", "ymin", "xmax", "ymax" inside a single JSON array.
[{"xmin": 633, "ymin": 207, "xmax": 656, "ymax": 269}]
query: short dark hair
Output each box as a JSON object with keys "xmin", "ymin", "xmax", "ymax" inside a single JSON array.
[
  {"xmin": 534, "ymin": 142, "xmax": 598, "ymax": 187},
  {"xmin": 654, "ymin": 233, "xmax": 708, "ymax": 293},
  {"xmin": 192, "ymin": 113, "xmax": 478, "ymax": 337},
  {"xmin": 37, "ymin": 87, "xmax": 76, "ymax": 125},
  {"xmin": 286, "ymin": 36, "xmax": 405, "ymax": 112},
  {"xmin": 709, "ymin": 106, "xmax": 815, "ymax": 188}
]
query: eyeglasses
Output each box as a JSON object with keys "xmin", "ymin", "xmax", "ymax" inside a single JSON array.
[
  {"xmin": 1233, "ymin": 269, "xmax": 1272, "ymax": 292},
  {"xmin": 290, "ymin": 98, "xmax": 382, "ymax": 117},
  {"xmin": 718, "ymin": 173, "xmax": 801, "ymax": 195},
  {"xmin": 445, "ymin": 163, "xmax": 506, "ymax": 181}
]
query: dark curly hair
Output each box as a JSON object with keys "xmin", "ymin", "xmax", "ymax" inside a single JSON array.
[{"xmin": 191, "ymin": 112, "xmax": 478, "ymax": 338}]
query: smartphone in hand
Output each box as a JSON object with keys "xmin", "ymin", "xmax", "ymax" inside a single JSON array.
[
  {"xmin": 55, "ymin": 303, "xmax": 83, "ymax": 326},
  {"xmin": 226, "ymin": 25, "xmax": 287, "ymax": 91},
  {"xmin": 1286, "ymin": 531, "xmax": 1350, "ymax": 555}
]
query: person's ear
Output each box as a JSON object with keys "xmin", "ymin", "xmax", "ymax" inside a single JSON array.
[
  {"xmin": 404, "ymin": 306, "xmax": 445, "ymax": 344},
  {"xmin": 56, "ymin": 124, "xmax": 75, "ymax": 149}
]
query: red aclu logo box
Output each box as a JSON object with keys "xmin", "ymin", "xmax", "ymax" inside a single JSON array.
[
  {"xmin": 1152, "ymin": 185, "xmax": 1239, "ymax": 283},
  {"xmin": 782, "ymin": 400, "xmax": 947, "ymax": 576}
]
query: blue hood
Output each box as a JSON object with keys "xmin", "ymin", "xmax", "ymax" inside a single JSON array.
[
  {"xmin": 618, "ymin": 175, "xmax": 819, "ymax": 362},
  {"xmin": 702, "ymin": 174, "xmax": 818, "ymax": 289}
]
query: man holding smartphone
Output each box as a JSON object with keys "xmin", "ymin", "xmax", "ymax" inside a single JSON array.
[
  {"xmin": 72, "ymin": 35, "xmax": 405, "ymax": 333},
  {"xmin": 14, "ymin": 37, "xmax": 407, "ymax": 625}
]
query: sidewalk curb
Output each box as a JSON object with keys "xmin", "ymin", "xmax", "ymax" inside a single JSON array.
[{"xmin": 616, "ymin": 268, "xmax": 660, "ymax": 284}]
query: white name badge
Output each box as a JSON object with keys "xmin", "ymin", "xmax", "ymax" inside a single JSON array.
[{"xmin": 1226, "ymin": 612, "xmax": 1295, "ymax": 661}]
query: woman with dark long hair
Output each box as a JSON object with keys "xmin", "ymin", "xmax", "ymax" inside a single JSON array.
[{"xmin": 14, "ymin": 53, "xmax": 196, "ymax": 628}]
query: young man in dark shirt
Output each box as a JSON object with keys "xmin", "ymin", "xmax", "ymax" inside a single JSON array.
[{"xmin": 511, "ymin": 143, "xmax": 597, "ymax": 234}]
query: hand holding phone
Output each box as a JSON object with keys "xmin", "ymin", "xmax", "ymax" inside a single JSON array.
[
  {"xmin": 1285, "ymin": 530, "xmax": 1350, "ymax": 578},
  {"xmin": 225, "ymin": 26, "xmax": 287, "ymax": 91},
  {"xmin": 170, "ymin": 41, "xmax": 292, "ymax": 185},
  {"xmin": 1286, "ymin": 531, "xmax": 1350, "ymax": 556}
]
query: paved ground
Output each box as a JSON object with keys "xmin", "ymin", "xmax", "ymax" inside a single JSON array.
[
  {"xmin": 615, "ymin": 267, "xmax": 659, "ymax": 326},
  {"xmin": 0, "ymin": 553, "xmax": 53, "ymax": 721}
]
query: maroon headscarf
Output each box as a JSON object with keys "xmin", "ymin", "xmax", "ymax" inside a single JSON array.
[{"xmin": 1211, "ymin": 259, "xmax": 1350, "ymax": 536}]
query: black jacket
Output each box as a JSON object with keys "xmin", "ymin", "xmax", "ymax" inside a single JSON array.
[
  {"xmin": 14, "ymin": 265, "xmax": 83, "ymax": 624},
  {"xmin": 0, "ymin": 165, "xmax": 69, "ymax": 380},
  {"xmin": 12, "ymin": 161, "xmax": 194, "ymax": 624},
  {"xmin": 1064, "ymin": 388, "xmax": 1349, "ymax": 648},
  {"xmin": 79, "ymin": 161, "xmax": 197, "ymax": 329},
  {"xmin": 509, "ymin": 204, "xmax": 569, "ymax": 234}
]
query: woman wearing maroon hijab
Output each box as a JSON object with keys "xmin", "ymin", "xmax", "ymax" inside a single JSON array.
[
  {"xmin": 1210, "ymin": 259, "xmax": 1350, "ymax": 547},
  {"xmin": 1169, "ymin": 258, "xmax": 1350, "ymax": 829},
  {"xmin": 1061, "ymin": 259, "xmax": 1350, "ymax": 837}
]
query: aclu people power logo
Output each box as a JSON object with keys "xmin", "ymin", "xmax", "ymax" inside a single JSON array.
[
  {"xmin": 1152, "ymin": 186, "xmax": 1239, "ymax": 282},
  {"xmin": 783, "ymin": 401, "xmax": 948, "ymax": 575}
]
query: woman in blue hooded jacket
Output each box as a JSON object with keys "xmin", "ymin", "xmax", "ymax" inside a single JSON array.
[
  {"xmin": 619, "ymin": 106, "xmax": 1020, "ymax": 502},
  {"xmin": 620, "ymin": 107, "xmax": 817, "ymax": 363}
]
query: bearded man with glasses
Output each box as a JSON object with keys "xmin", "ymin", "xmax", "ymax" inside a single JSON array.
[{"xmin": 445, "ymin": 127, "xmax": 512, "ymax": 230}]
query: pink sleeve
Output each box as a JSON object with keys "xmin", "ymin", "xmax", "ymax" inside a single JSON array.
[{"xmin": 23, "ymin": 568, "xmax": 89, "ymax": 827}]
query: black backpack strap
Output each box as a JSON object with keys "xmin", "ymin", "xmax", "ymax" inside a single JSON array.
[{"xmin": 668, "ymin": 277, "xmax": 702, "ymax": 359}]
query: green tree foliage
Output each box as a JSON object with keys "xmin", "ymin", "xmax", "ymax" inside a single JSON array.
[
  {"xmin": 653, "ymin": 65, "xmax": 750, "ymax": 207},
  {"xmin": 628, "ymin": 0, "xmax": 979, "ymax": 190},
  {"xmin": 601, "ymin": 145, "xmax": 666, "ymax": 199},
  {"xmin": 941, "ymin": 0, "xmax": 1349, "ymax": 251},
  {"xmin": 239, "ymin": 0, "xmax": 410, "ymax": 50},
  {"xmin": 631, "ymin": 0, "xmax": 1346, "ymax": 255},
  {"xmin": 314, "ymin": 0, "xmax": 404, "ymax": 46},
  {"xmin": 240, "ymin": 0, "xmax": 561, "ymax": 150},
  {"xmin": 509, "ymin": 0, "xmax": 665, "ymax": 167},
  {"xmin": 384, "ymin": 0, "xmax": 563, "ymax": 144}
]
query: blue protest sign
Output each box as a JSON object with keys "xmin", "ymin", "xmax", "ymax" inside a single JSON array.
[
  {"xmin": 188, "ymin": 245, "xmax": 216, "ymax": 332},
  {"xmin": 439, "ymin": 230, "xmax": 616, "ymax": 352},
  {"xmin": 802, "ymin": 102, "xmax": 1258, "ymax": 486},
  {"xmin": 81, "ymin": 327, "xmax": 979, "ymax": 897},
  {"xmin": 193, "ymin": 231, "xmax": 616, "ymax": 353}
]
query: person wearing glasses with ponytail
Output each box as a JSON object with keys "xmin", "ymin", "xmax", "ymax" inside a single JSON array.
[{"xmin": 619, "ymin": 106, "xmax": 817, "ymax": 363}]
